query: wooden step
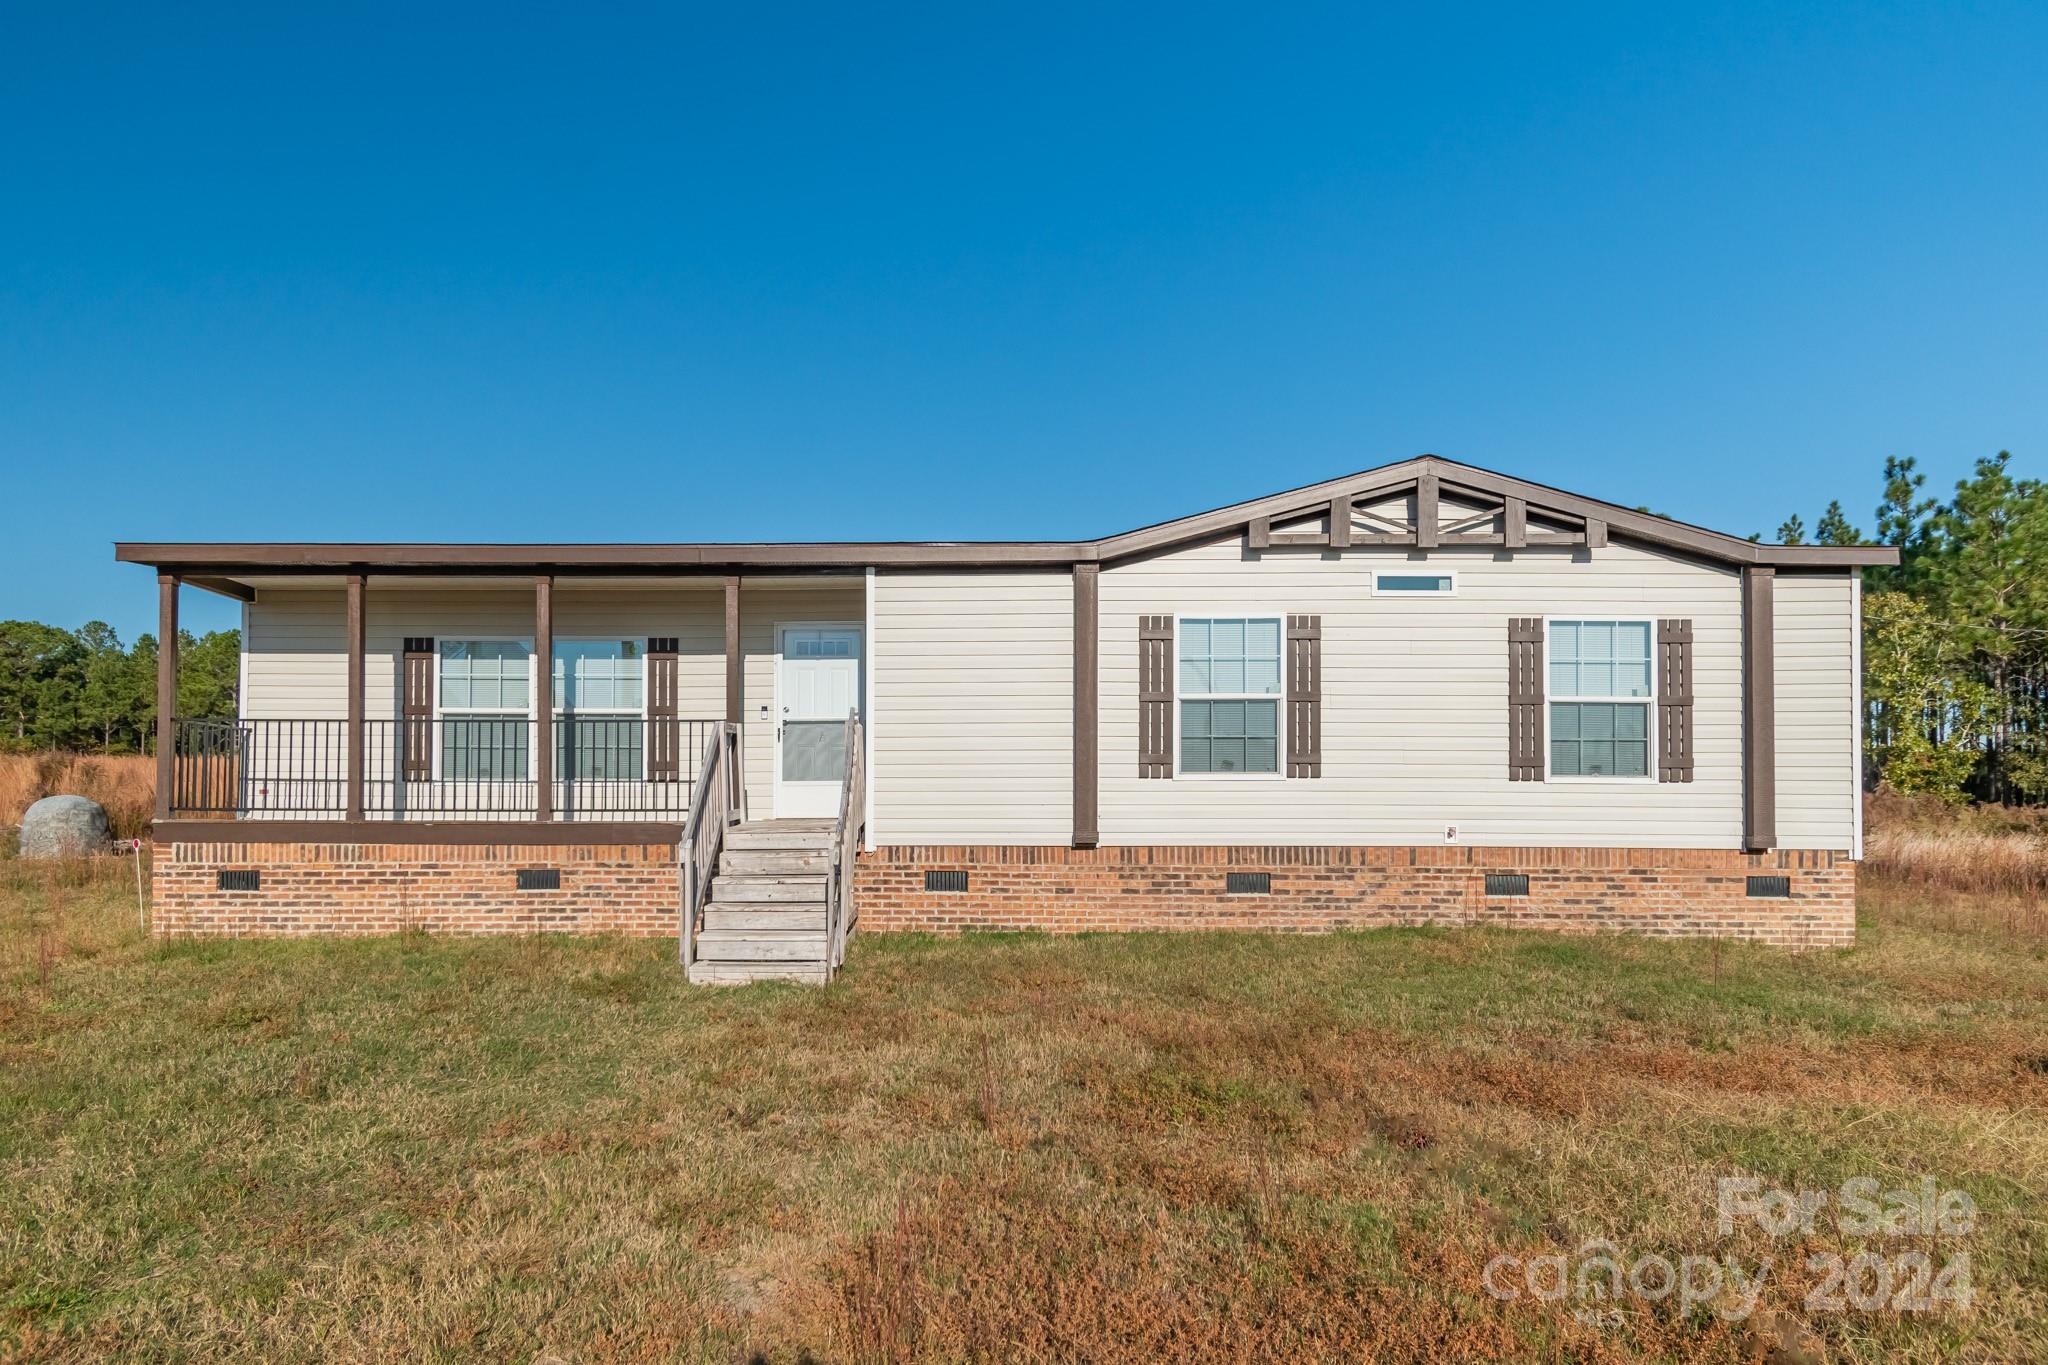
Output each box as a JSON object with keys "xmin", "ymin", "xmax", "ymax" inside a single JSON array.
[
  {"xmin": 693, "ymin": 929, "xmax": 828, "ymax": 962},
  {"xmin": 719, "ymin": 848, "xmax": 831, "ymax": 876},
  {"xmin": 724, "ymin": 822, "xmax": 837, "ymax": 851},
  {"xmin": 687, "ymin": 960, "xmax": 831, "ymax": 986},
  {"xmin": 711, "ymin": 874, "xmax": 829, "ymax": 904},
  {"xmin": 701, "ymin": 905, "xmax": 829, "ymax": 932}
]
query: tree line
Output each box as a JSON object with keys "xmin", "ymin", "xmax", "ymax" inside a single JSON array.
[
  {"xmin": 0, "ymin": 621, "xmax": 239, "ymax": 754},
  {"xmin": 1773, "ymin": 450, "xmax": 2045, "ymax": 805}
]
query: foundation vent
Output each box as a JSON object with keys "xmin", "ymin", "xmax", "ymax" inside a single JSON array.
[
  {"xmin": 1746, "ymin": 875, "xmax": 1791, "ymax": 899},
  {"xmin": 516, "ymin": 868, "xmax": 562, "ymax": 891},
  {"xmin": 925, "ymin": 870, "xmax": 969, "ymax": 893},
  {"xmin": 216, "ymin": 869, "xmax": 260, "ymax": 892},
  {"xmin": 1225, "ymin": 871, "xmax": 1271, "ymax": 895},
  {"xmin": 1484, "ymin": 872, "xmax": 1530, "ymax": 898}
]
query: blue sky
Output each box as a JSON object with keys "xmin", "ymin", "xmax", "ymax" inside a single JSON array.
[{"xmin": 5, "ymin": 2, "xmax": 2044, "ymax": 639}]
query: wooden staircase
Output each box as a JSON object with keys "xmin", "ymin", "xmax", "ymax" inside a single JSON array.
[
  {"xmin": 685, "ymin": 819, "xmax": 837, "ymax": 984},
  {"xmin": 679, "ymin": 715, "xmax": 863, "ymax": 986}
]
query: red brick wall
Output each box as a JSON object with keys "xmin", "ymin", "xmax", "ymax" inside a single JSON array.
[
  {"xmin": 153, "ymin": 840, "xmax": 678, "ymax": 937},
  {"xmin": 154, "ymin": 838, "xmax": 1857, "ymax": 949},
  {"xmin": 855, "ymin": 845, "xmax": 1857, "ymax": 949}
]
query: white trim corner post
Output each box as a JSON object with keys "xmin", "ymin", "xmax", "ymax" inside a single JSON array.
[{"xmin": 864, "ymin": 565, "xmax": 877, "ymax": 853}]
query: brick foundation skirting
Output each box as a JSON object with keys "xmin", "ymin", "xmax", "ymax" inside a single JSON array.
[
  {"xmin": 853, "ymin": 845, "xmax": 1857, "ymax": 949},
  {"xmin": 152, "ymin": 839, "xmax": 1857, "ymax": 949},
  {"xmin": 152, "ymin": 840, "xmax": 679, "ymax": 937}
]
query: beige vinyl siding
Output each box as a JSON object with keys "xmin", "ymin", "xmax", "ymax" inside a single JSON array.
[
  {"xmin": 1099, "ymin": 533, "xmax": 1746, "ymax": 848},
  {"xmin": 1773, "ymin": 572, "xmax": 1858, "ymax": 851},
  {"xmin": 242, "ymin": 590, "xmax": 349, "ymax": 719},
  {"xmin": 870, "ymin": 570, "xmax": 1074, "ymax": 844}
]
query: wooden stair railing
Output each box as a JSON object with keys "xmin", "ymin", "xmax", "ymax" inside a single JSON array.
[
  {"xmin": 678, "ymin": 722, "xmax": 743, "ymax": 968},
  {"xmin": 825, "ymin": 710, "xmax": 866, "ymax": 976}
]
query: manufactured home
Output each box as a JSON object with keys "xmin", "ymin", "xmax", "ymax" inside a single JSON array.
[{"xmin": 120, "ymin": 457, "xmax": 1895, "ymax": 981}]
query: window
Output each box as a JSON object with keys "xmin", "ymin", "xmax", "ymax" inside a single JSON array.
[
  {"xmin": 554, "ymin": 640, "xmax": 644, "ymax": 780},
  {"xmin": 1547, "ymin": 620, "xmax": 1652, "ymax": 778},
  {"xmin": 439, "ymin": 640, "xmax": 532, "ymax": 780},
  {"xmin": 1374, "ymin": 571, "xmax": 1455, "ymax": 594},
  {"xmin": 1178, "ymin": 617, "xmax": 1281, "ymax": 774}
]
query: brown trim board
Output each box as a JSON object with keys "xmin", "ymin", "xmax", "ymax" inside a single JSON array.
[
  {"xmin": 151, "ymin": 820, "xmax": 685, "ymax": 846},
  {"xmin": 1742, "ymin": 565, "xmax": 1776, "ymax": 852},
  {"xmin": 1072, "ymin": 562, "xmax": 1099, "ymax": 847},
  {"xmin": 114, "ymin": 456, "xmax": 1899, "ymax": 577}
]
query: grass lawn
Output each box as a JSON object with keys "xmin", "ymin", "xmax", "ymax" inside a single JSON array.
[{"xmin": 1, "ymin": 858, "xmax": 2044, "ymax": 1362}]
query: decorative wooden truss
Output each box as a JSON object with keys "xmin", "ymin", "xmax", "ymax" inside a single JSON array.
[{"xmin": 1246, "ymin": 466, "xmax": 1608, "ymax": 553}]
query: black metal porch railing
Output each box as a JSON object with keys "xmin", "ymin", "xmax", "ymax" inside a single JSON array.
[{"xmin": 168, "ymin": 716, "xmax": 721, "ymax": 820}]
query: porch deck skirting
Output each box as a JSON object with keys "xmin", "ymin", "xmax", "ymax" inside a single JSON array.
[
  {"xmin": 150, "ymin": 834, "xmax": 1855, "ymax": 948},
  {"xmin": 152, "ymin": 837, "xmax": 679, "ymax": 937},
  {"xmin": 853, "ymin": 844, "xmax": 1857, "ymax": 949}
]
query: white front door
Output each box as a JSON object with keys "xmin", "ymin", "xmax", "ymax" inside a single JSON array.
[{"xmin": 775, "ymin": 624, "xmax": 862, "ymax": 818}]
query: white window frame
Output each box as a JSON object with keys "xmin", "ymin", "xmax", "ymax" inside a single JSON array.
[
  {"xmin": 1370, "ymin": 568, "xmax": 1458, "ymax": 597},
  {"xmin": 432, "ymin": 636, "xmax": 538, "ymax": 781},
  {"xmin": 1541, "ymin": 616, "xmax": 1657, "ymax": 784},
  {"xmin": 1171, "ymin": 610, "xmax": 1288, "ymax": 781},
  {"xmin": 551, "ymin": 637, "xmax": 651, "ymax": 782}
]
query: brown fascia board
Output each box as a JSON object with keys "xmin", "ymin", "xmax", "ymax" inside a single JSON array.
[
  {"xmin": 115, "ymin": 541, "xmax": 1094, "ymax": 573},
  {"xmin": 1093, "ymin": 456, "xmax": 1898, "ymax": 568},
  {"xmin": 114, "ymin": 455, "xmax": 1898, "ymax": 576}
]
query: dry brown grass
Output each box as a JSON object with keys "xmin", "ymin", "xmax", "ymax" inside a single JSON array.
[
  {"xmin": 1, "ymin": 856, "xmax": 2043, "ymax": 1363},
  {"xmin": 0, "ymin": 752, "xmax": 155, "ymax": 842},
  {"xmin": 1862, "ymin": 789, "xmax": 2048, "ymax": 940}
]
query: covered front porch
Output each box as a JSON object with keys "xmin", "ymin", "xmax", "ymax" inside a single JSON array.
[{"xmin": 149, "ymin": 571, "xmax": 869, "ymax": 831}]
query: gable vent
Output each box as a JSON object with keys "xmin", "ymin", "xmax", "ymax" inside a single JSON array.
[
  {"xmin": 1484, "ymin": 872, "xmax": 1530, "ymax": 898},
  {"xmin": 924, "ymin": 870, "xmax": 969, "ymax": 893},
  {"xmin": 1225, "ymin": 871, "xmax": 1271, "ymax": 895},
  {"xmin": 516, "ymin": 868, "xmax": 561, "ymax": 891},
  {"xmin": 1746, "ymin": 875, "xmax": 1790, "ymax": 899},
  {"xmin": 216, "ymin": 869, "xmax": 260, "ymax": 892}
]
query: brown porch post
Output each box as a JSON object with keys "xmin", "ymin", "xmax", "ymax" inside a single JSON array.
[
  {"xmin": 345, "ymin": 573, "xmax": 366, "ymax": 820},
  {"xmin": 535, "ymin": 575, "xmax": 554, "ymax": 821},
  {"xmin": 154, "ymin": 574, "xmax": 179, "ymax": 820},
  {"xmin": 723, "ymin": 575, "xmax": 742, "ymax": 725}
]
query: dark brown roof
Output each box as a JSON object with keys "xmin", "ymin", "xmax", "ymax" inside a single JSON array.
[{"xmin": 117, "ymin": 455, "xmax": 1898, "ymax": 590}]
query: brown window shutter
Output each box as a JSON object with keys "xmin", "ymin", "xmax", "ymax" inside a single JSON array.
[
  {"xmin": 402, "ymin": 638, "xmax": 434, "ymax": 781},
  {"xmin": 1286, "ymin": 614, "xmax": 1321, "ymax": 778},
  {"xmin": 646, "ymin": 637, "xmax": 681, "ymax": 781},
  {"xmin": 1139, "ymin": 615, "xmax": 1174, "ymax": 777},
  {"xmin": 1657, "ymin": 619, "xmax": 1695, "ymax": 782},
  {"xmin": 1508, "ymin": 618, "xmax": 1544, "ymax": 781}
]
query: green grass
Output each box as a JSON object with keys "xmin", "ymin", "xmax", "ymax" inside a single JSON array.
[{"xmin": 1, "ymin": 858, "xmax": 2044, "ymax": 1362}]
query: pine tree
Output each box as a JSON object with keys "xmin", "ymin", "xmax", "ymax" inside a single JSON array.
[
  {"xmin": 1775, "ymin": 514, "xmax": 1806, "ymax": 545},
  {"xmin": 1815, "ymin": 500, "xmax": 1862, "ymax": 546}
]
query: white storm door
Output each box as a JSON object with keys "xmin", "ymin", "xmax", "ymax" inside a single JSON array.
[{"xmin": 775, "ymin": 625, "xmax": 862, "ymax": 818}]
